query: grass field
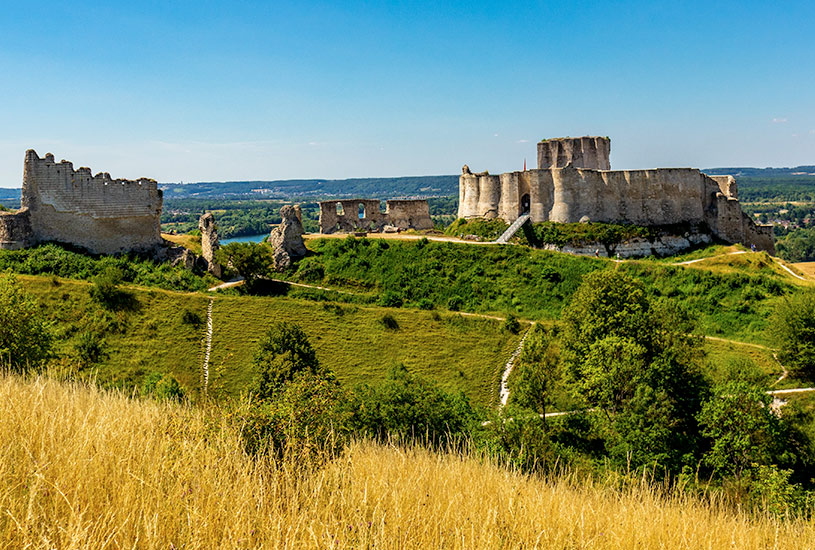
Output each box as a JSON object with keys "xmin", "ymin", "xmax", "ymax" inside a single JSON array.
[
  {"xmin": 3, "ymin": 374, "xmax": 814, "ymax": 549},
  {"xmin": 20, "ymin": 275, "xmax": 208, "ymax": 392},
  {"xmin": 20, "ymin": 274, "xmax": 523, "ymax": 406},
  {"xmin": 208, "ymin": 295, "xmax": 524, "ymax": 405}
]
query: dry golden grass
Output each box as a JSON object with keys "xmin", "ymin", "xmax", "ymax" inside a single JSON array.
[{"xmin": 3, "ymin": 374, "xmax": 815, "ymax": 549}]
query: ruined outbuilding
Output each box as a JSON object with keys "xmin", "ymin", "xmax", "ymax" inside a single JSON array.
[
  {"xmin": 459, "ymin": 136, "xmax": 774, "ymax": 253},
  {"xmin": 318, "ymin": 199, "xmax": 433, "ymax": 234},
  {"xmin": 269, "ymin": 205, "xmax": 307, "ymax": 270},
  {"xmin": 0, "ymin": 150, "xmax": 163, "ymax": 254}
]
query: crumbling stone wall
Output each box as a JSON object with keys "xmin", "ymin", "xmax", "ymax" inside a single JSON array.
[
  {"xmin": 0, "ymin": 209, "xmax": 33, "ymax": 250},
  {"xmin": 318, "ymin": 199, "xmax": 433, "ymax": 234},
  {"xmin": 198, "ymin": 213, "xmax": 221, "ymax": 277},
  {"xmin": 21, "ymin": 150, "xmax": 163, "ymax": 254},
  {"xmin": 459, "ymin": 137, "xmax": 774, "ymax": 253}
]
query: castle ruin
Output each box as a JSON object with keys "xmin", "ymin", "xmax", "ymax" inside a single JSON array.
[
  {"xmin": 459, "ymin": 137, "xmax": 774, "ymax": 253},
  {"xmin": 319, "ymin": 199, "xmax": 433, "ymax": 233},
  {"xmin": 0, "ymin": 150, "xmax": 163, "ymax": 254}
]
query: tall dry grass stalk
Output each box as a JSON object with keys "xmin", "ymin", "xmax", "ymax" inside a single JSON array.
[{"xmin": 1, "ymin": 374, "xmax": 814, "ymax": 549}]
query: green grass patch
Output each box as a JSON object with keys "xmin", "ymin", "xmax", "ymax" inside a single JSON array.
[
  {"xmin": 20, "ymin": 275, "xmax": 208, "ymax": 393},
  {"xmin": 284, "ymin": 237, "xmax": 796, "ymax": 345},
  {"xmin": 207, "ymin": 295, "xmax": 524, "ymax": 406}
]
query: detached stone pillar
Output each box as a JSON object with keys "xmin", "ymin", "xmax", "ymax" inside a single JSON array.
[
  {"xmin": 269, "ymin": 205, "xmax": 307, "ymax": 270},
  {"xmin": 198, "ymin": 212, "xmax": 222, "ymax": 278}
]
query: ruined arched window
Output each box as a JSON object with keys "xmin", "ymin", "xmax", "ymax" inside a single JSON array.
[
  {"xmin": 336, "ymin": 202, "xmax": 344, "ymax": 216},
  {"xmin": 358, "ymin": 203, "xmax": 365, "ymax": 219}
]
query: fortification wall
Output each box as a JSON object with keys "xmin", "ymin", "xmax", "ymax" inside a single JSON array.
[
  {"xmin": 0, "ymin": 209, "xmax": 33, "ymax": 250},
  {"xmin": 319, "ymin": 198, "xmax": 432, "ymax": 233},
  {"xmin": 21, "ymin": 150, "xmax": 162, "ymax": 254},
  {"xmin": 458, "ymin": 143, "xmax": 774, "ymax": 253},
  {"xmin": 537, "ymin": 137, "xmax": 611, "ymax": 170},
  {"xmin": 385, "ymin": 200, "xmax": 433, "ymax": 230}
]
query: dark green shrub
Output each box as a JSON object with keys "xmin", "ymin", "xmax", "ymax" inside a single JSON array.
[
  {"xmin": 342, "ymin": 364, "xmax": 476, "ymax": 445},
  {"xmin": 141, "ymin": 372, "xmax": 185, "ymax": 401},
  {"xmin": 295, "ymin": 258, "xmax": 325, "ymax": 283},
  {"xmin": 380, "ymin": 313, "xmax": 399, "ymax": 330},
  {"xmin": 378, "ymin": 290, "xmax": 403, "ymax": 308},
  {"xmin": 251, "ymin": 321, "xmax": 323, "ymax": 400},
  {"xmin": 181, "ymin": 308, "xmax": 203, "ymax": 328},
  {"xmin": 74, "ymin": 331, "xmax": 107, "ymax": 366},
  {"xmin": 89, "ymin": 268, "xmax": 137, "ymax": 311},
  {"xmin": 503, "ymin": 314, "xmax": 521, "ymax": 334},
  {"xmin": 0, "ymin": 273, "xmax": 52, "ymax": 372},
  {"xmin": 232, "ymin": 371, "xmax": 349, "ymax": 463}
]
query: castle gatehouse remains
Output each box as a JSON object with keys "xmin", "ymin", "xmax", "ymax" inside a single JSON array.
[
  {"xmin": 0, "ymin": 150, "xmax": 163, "ymax": 254},
  {"xmin": 458, "ymin": 136, "xmax": 774, "ymax": 253},
  {"xmin": 318, "ymin": 199, "xmax": 433, "ymax": 234}
]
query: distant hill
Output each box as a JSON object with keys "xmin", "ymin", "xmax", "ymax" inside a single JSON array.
[
  {"xmin": 159, "ymin": 175, "xmax": 459, "ymax": 200},
  {"xmin": 704, "ymin": 166, "xmax": 815, "ymax": 177}
]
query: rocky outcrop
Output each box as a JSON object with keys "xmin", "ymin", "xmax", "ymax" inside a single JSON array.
[
  {"xmin": 198, "ymin": 213, "xmax": 222, "ymax": 277},
  {"xmin": 269, "ymin": 205, "xmax": 307, "ymax": 270}
]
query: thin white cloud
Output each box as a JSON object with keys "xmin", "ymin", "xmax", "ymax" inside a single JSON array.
[
  {"xmin": 516, "ymin": 139, "xmax": 529, "ymax": 143},
  {"xmin": 772, "ymin": 117, "xmax": 788, "ymax": 123}
]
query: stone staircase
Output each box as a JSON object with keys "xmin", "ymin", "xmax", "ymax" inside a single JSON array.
[{"xmin": 494, "ymin": 213, "xmax": 531, "ymax": 244}]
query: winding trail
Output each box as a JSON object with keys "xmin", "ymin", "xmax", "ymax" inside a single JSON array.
[
  {"xmin": 772, "ymin": 258, "xmax": 806, "ymax": 280},
  {"xmin": 671, "ymin": 250, "xmax": 746, "ymax": 265},
  {"xmin": 499, "ymin": 323, "xmax": 535, "ymax": 407},
  {"xmin": 202, "ymin": 298, "xmax": 214, "ymax": 395}
]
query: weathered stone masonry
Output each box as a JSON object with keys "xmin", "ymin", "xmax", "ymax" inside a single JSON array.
[
  {"xmin": 318, "ymin": 199, "xmax": 433, "ymax": 234},
  {"xmin": 0, "ymin": 150, "xmax": 163, "ymax": 254},
  {"xmin": 459, "ymin": 137, "xmax": 774, "ymax": 253}
]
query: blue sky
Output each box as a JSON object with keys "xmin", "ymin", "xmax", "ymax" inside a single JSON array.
[{"xmin": 1, "ymin": 0, "xmax": 813, "ymax": 186}]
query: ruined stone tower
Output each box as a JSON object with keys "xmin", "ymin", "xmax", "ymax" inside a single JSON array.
[{"xmin": 19, "ymin": 150, "xmax": 163, "ymax": 254}]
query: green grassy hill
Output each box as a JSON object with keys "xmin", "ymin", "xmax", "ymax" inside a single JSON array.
[
  {"xmin": 284, "ymin": 238, "xmax": 803, "ymax": 346},
  {"xmin": 22, "ymin": 275, "xmax": 522, "ymax": 406}
]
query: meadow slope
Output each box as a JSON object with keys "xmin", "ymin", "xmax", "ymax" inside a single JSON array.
[{"xmin": 2, "ymin": 375, "xmax": 814, "ymax": 549}]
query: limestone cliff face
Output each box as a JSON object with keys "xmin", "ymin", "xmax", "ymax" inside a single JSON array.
[
  {"xmin": 21, "ymin": 150, "xmax": 163, "ymax": 254},
  {"xmin": 458, "ymin": 136, "xmax": 775, "ymax": 253}
]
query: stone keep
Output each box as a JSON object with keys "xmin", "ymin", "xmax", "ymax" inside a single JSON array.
[
  {"xmin": 11, "ymin": 150, "xmax": 164, "ymax": 254},
  {"xmin": 458, "ymin": 136, "xmax": 774, "ymax": 253}
]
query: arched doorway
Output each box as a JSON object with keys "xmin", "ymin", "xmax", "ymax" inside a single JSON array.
[{"xmin": 521, "ymin": 194, "xmax": 531, "ymax": 214}]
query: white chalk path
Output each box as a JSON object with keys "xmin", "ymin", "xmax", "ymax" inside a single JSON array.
[
  {"xmin": 202, "ymin": 298, "xmax": 214, "ymax": 395},
  {"xmin": 499, "ymin": 323, "xmax": 535, "ymax": 407}
]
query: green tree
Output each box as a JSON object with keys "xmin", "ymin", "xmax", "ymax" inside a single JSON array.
[
  {"xmin": 234, "ymin": 371, "xmax": 350, "ymax": 462},
  {"xmin": 344, "ymin": 364, "xmax": 476, "ymax": 444},
  {"xmin": 772, "ymin": 290, "xmax": 815, "ymax": 381},
  {"xmin": 250, "ymin": 322, "xmax": 323, "ymax": 400},
  {"xmin": 0, "ymin": 273, "xmax": 52, "ymax": 372},
  {"xmin": 215, "ymin": 242, "xmax": 272, "ymax": 291},
  {"xmin": 560, "ymin": 270, "xmax": 707, "ymax": 473},
  {"xmin": 697, "ymin": 381, "xmax": 780, "ymax": 480},
  {"xmin": 510, "ymin": 324, "xmax": 560, "ymax": 427}
]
